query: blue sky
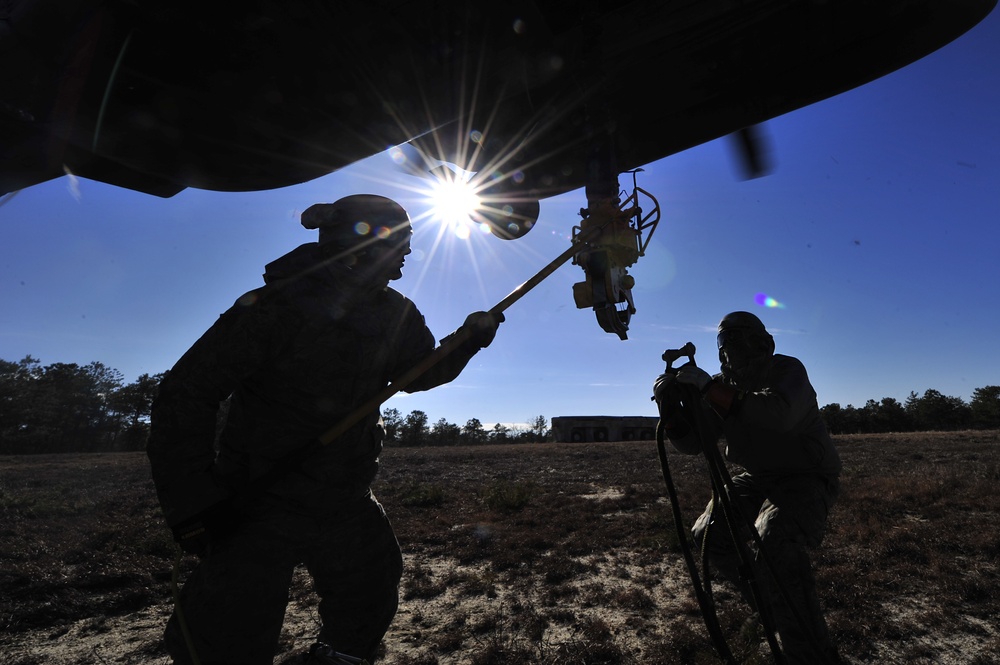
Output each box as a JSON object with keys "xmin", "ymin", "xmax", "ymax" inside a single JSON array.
[{"xmin": 2, "ymin": 9, "xmax": 998, "ymax": 430}]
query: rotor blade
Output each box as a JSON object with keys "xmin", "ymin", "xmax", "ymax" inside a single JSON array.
[{"xmin": 728, "ymin": 124, "xmax": 774, "ymax": 180}]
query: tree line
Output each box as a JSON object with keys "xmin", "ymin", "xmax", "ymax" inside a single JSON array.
[
  {"xmin": 820, "ymin": 387, "xmax": 1000, "ymax": 434},
  {"xmin": 0, "ymin": 356, "xmax": 549, "ymax": 454},
  {"xmin": 1, "ymin": 355, "xmax": 998, "ymax": 454},
  {"xmin": 0, "ymin": 356, "xmax": 162, "ymax": 454},
  {"xmin": 380, "ymin": 409, "xmax": 549, "ymax": 447}
]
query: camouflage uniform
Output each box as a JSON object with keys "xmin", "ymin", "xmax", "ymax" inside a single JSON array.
[
  {"xmin": 668, "ymin": 353, "xmax": 842, "ymax": 664},
  {"xmin": 148, "ymin": 242, "xmax": 482, "ymax": 664}
]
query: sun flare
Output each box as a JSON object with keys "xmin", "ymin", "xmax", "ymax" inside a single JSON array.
[{"xmin": 425, "ymin": 173, "xmax": 485, "ymax": 238}]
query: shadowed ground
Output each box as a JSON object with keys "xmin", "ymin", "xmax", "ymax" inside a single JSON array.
[{"xmin": 2, "ymin": 430, "xmax": 998, "ymax": 664}]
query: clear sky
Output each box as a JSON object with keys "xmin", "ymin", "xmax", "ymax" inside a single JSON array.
[{"xmin": 2, "ymin": 9, "xmax": 998, "ymax": 430}]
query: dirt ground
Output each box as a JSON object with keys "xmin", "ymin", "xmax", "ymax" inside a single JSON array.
[{"xmin": 2, "ymin": 431, "xmax": 999, "ymax": 664}]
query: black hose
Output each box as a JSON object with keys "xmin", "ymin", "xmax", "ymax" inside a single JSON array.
[{"xmin": 655, "ymin": 418, "xmax": 737, "ymax": 665}]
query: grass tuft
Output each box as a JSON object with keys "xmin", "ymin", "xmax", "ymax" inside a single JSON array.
[{"xmin": 481, "ymin": 480, "xmax": 535, "ymax": 513}]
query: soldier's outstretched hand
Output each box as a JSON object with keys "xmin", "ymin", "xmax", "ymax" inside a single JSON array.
[{"xmin": 463, "ymin": 311, "xmax": 505, "ymax": 348}]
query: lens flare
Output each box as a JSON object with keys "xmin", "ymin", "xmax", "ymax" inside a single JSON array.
[
  {"xmin": 426, "ymin": 173, "xmax": 482, "ymax": 238},
  {"xmin": 755, "ymin": 293, "xmax": 785, "ymax": 309}
]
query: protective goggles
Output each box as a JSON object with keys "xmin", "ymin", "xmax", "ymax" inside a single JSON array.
[{"xmin": 717, "ymin": 328, "xmax": 750, "ymax": 350}]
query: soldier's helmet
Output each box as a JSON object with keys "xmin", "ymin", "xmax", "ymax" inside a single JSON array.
[
  {"xmin": 717, "ymin": 311, "xmax": 775, "ymax": 366},
  {"xmin": 301, "ymin": 194, "xmax": 411, "ymax": 251}
]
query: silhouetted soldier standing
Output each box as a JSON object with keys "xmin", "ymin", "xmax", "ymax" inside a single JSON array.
[{"xmin": 148, "ymin": 195, "xmax": 503, "ymax": 664}]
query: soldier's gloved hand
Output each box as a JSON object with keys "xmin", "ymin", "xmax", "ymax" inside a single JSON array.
[
  {"xmin": 675, "ymin": 365, "xmax": 713, "ymax": 393},
  {"xmin": 463, "ymin": 311, "xmax": 505, "ymax": 348},
  {"xmin": 652, "ymin": 372, "xmax": 675, "ymax": 403},
  {"xmin": 170, "ymin": 498, "xmax": 238, "ymax": 557}
]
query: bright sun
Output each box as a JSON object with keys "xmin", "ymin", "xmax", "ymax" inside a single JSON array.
[{"xmin": 426, "ymin": 174, "xmax": 484, "ymax": 239}]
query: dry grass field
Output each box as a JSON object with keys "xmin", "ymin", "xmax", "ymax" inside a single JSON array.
[{"xmin": 2, "ymin": 430, "xmax": 998, "ymax": 664}]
